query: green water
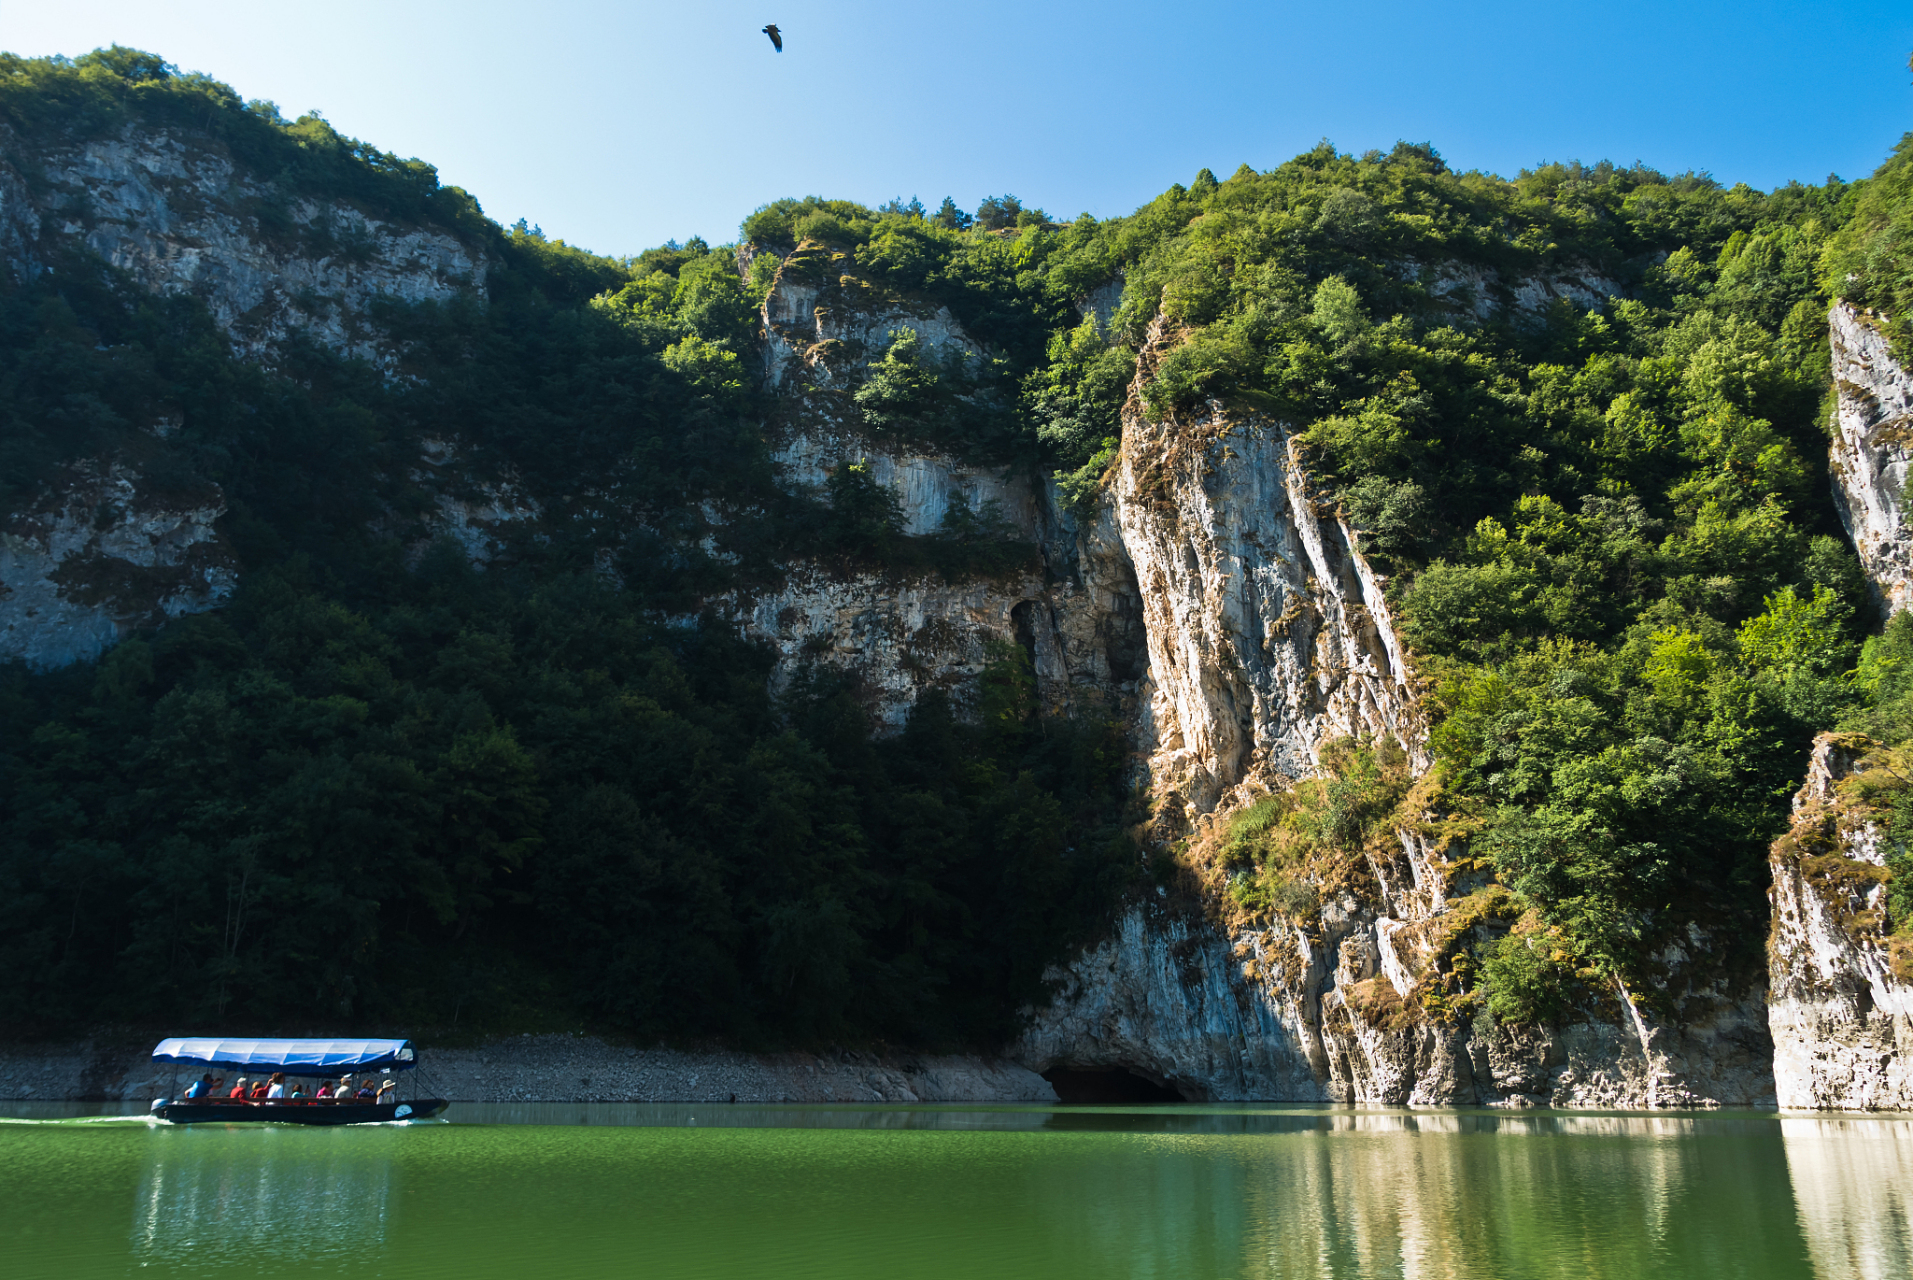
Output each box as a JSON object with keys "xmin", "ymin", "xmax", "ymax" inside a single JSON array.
[{"xmin": 3, "ymin": 1104, "xmax": 1910, "ymax": 1279}]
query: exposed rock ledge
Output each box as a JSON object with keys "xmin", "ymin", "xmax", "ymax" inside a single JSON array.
[{"xmin": 0, "ymin": 1035, "xmax": 1057, "ymax": 1105}]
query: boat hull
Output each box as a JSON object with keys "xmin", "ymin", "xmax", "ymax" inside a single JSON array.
[{"xmin": 157, "ymin": 1099, "xmax": 449, "ymax": 1125}]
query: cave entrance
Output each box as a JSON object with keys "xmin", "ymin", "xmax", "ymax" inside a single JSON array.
[{"xmin": 1042, "ymin": 1066, "xmax": 1186, "ymax": 1104}]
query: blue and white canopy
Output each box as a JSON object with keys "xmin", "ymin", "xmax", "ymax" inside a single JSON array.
[{"xmin": 151, "ymin": 1038, "xmax": 418, "ymax": 1072}]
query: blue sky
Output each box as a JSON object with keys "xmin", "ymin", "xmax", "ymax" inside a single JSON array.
[{"xmin": 8, "ymin": 0, "xmax": 1911, "ymax": 257}]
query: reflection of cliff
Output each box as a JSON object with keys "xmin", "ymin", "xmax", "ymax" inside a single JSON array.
[
  {"xmin": 1781, "ymin": 1116, "xmax": 1913, "ymax": 1280},
  {"xmin": 1020, "ymin": 1112, "xmax": 1810, "ymax": 1280},
  {"xmin": 130, "ymin": 1130, "xmax": 394, "ymax": 1268}
]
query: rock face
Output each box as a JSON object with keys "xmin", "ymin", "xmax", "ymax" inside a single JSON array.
[
  {"xmin": 723, "ymin": 563, "xmax": 1053, "ymax": 729},
  {"xmin": 409, "ymin": 438, "xmax": 544, "ymax": 566},
  {"xmin": 1768, "ymin": 733, "xmax": 1913, "ymax": 1109},
  {"xmin": 1018, "ymin": 886, "xmax": 1775, "ymax": 1107},
  {"xmin": 1829, "ymin": 302, "xmax": 1913, "ymax": 617},
  {"xmin": 0, "ymin": 461, "xmax": 237, "ymax": 670},
  {"xmin": 1111, "ymin": 329, "xmax": 1424, "ymax": 807},
  {"xmin": 1412, "ymin": 260, "xmax": 1625, "ymax": 323},
  {"xmin": 711, "ymin": 252, "xmax": 1144, "ymax": 729},
  {"xmin": 0, "ymin": 122, "xmax": 486, "ymax": 363},
  {"xmin": 759, "ymin": 240, "xmax": 985, "ymax": 396}
]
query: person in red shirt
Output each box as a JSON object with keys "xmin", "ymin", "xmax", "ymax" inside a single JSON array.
[
  {"xmin": 249, "ymin": 1079, "xmax": 268, "ymax": 1100},
  {"xmin": 228, "ymin": 1078, "xmax": 249, "ymax": 1100}
]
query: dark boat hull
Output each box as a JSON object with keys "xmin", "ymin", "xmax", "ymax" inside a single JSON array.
[{"xmin": 157, "ymin": 1099, "xmax": 449, "ymax": 1125}]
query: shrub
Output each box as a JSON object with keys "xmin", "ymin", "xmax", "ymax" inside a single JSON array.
[{"xmin": 1477, "ymin": 929, "xmax": 1582, "ymax": 1025}]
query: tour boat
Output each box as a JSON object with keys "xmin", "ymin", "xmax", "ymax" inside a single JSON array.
[{"xmin": 149, "ymin": 1038, "xmax": 450, "ymax": 1125}]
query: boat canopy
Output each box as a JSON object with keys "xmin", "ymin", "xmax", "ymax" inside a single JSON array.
[{"xmin": 151, "ymin": 1038, "xmax": 419, "ymax": 1072}]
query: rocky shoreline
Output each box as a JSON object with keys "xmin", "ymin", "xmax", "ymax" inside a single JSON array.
[{"xmin": 0, "ymin": 1034, "xmax": 1059, "ymax": 1105}]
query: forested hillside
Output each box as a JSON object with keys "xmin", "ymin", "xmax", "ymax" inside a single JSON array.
[
  {"xmin": 4, "ymin": 47, "xmax": 1912, "ymax": 1049},
  {"xmin": 0, "ymin": 50, "xmax": 1135, "ymax": 1045}
]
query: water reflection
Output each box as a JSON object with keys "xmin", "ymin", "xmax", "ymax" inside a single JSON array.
[
  {"xmin": 1783, "ymin": 1116, "xmax": 1913, "ymax": 1280},
  {"xmin": 1013, "ymin": 1111, "xmax": 1819, "ymax": 1280},
  {"xmin": 0, "ymin": 1101, "xmax": 1903, "ymax": 1279},
  {"xmin": 130, "ymin": 1127, "xmax": 396, "ymax": 1269}
]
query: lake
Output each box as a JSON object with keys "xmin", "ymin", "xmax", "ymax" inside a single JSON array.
[{"xmin": 2, "ymin": 1103, "xmax": 1910, "ymax": 1279}]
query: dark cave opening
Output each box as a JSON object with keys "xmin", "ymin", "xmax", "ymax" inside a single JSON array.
[{"xmin": 1042, "ymin": 1066, "xmax": 1186, "ymax": 1104}]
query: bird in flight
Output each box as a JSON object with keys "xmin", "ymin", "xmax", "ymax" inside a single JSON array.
[{"xmin": 762, "ymin": 24, "xmax": 783, "ymax": 52}]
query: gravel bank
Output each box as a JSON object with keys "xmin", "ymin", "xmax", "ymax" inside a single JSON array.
[{"xmin": 0, "ymin": 1035, "xmax": 1059, "ymax": 1104}]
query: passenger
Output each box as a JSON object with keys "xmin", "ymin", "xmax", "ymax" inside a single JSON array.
[
  {"xmin": 229, "ymin": 1078, "xmax": 249, "ymax": 1100},
  {"xmin": 355, "ymin": 1080, "xmax": 377, "ymax": 1101},
  {"xmin": 265, "ymin": 1072, "xmax": 286, "ymax": 1101},
  {"xmin": 289, "ymin": 1081, "xmax": 310, "ymax": 1103},
  {"xmin": 314, "ymin": 1081, "xmax": 333, "ymax": 1101},
  {"xmin": 184, "ymin": 1073, "xmax": 213, "ymax": 1100},
  {"xmin": 376, "ymin": 1079, "xmax": 398, "ymax": 1106},
  {"xmin": 249, "ymin": 1078, "xmax": 268, "ymax": 1100},
  {"xmin": 334, "ymin": 1076, "xmax": 354, "ymax": 1102}
]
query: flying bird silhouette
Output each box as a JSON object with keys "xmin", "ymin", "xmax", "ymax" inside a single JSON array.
[{"xmin": 762, "ymin": 24, "xmax": 782, "ymax": 52}]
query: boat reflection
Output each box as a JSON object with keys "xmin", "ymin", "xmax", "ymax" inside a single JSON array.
[
  {"xmin": 130, "ymin": 1126, "xmax": 396, "ymax": 1269},
  {"xmin": 1783, "ymin": 1115, "xmax": 1913, "ymax": 1280}
]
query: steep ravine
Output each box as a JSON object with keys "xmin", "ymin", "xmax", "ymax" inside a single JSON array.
[{"xmin": 6, "ymin": 114, "xmax": 1912, "ymax": 1104}]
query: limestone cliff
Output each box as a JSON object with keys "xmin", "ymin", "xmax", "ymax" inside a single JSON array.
[
  {"xmin": 0, "ymin": 121, "xmax": 485, "ymax": 363},
  {"xmin": 1781, "ymin": 300, "xmax": 1913, "ymax": 1109},
  {"xmin": 1006, "ymin": 309, "xmax": 1772, "ymax": 1109},
  {"xmin": 1830, "ymin": 302, "xmax": 1913, "ymax": 617},
  {"xmin": 1767, "ymin": 733, "xmax": 1913, "ymax": 1109},
  {"xmin": 709, "ymin": 249, "xmax": 1143, "ymax": 728},
  {"xmin": 1109, "ymin": 322, "xmax": 1425, "ymax": 809},
  {"xmin": 1018, "ymin": 860, "xmax": 1773, "ymax": 1107}
]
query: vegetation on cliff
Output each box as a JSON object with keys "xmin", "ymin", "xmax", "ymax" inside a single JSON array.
[
  {"xmin": 1822, "ymin": 131, "xmax": 1913, "ymax": 359},
  {"xmin": 0, "ymin": 52, "xmax": 1135, "ymax": 1042},
  {"xmin": 1017, "ymin": 139, "xmax": 1913, "ymax": 1023},
  {"xmin": 5, "ymin": 46, "xmax": 1913, "ymax": 1040},
  {"xmin": 1080, "ymin": 137, "xmax": 1913, "ymax": 1021}
]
